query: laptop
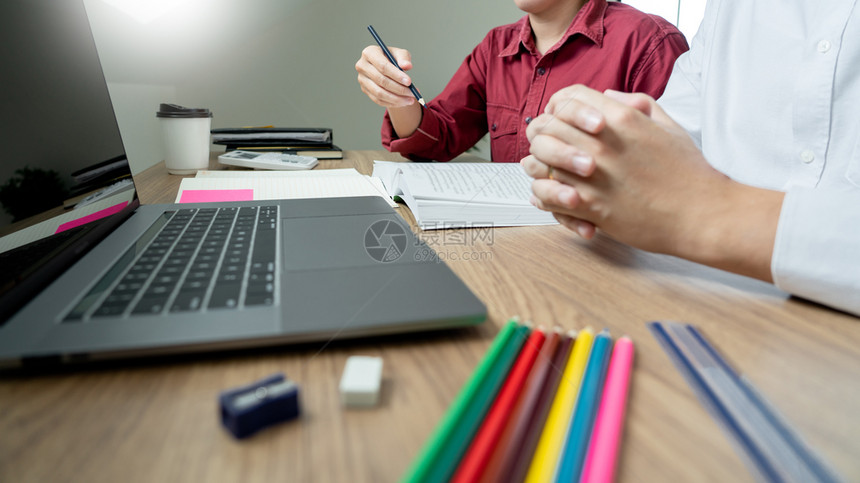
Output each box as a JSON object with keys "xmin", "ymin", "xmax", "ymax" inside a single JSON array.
[{"xmin": 0, "ymin": 0, "xmax": 485, "ymax": 369}]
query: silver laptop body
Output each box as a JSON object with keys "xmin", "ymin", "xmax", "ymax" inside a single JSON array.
[{"xmin": 0, "ymin": 0, "xmax": 485, "ymax": 368}]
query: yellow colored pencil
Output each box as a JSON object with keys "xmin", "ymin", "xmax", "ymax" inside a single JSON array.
[{"xmin": 523, "ymin": 327, "xmax": 595, "ymax": 483}]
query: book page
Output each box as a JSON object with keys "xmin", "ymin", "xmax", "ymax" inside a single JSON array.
[
  {"xmin": 371, "ymin": 161, "xmax": 556, "ymax": 230},
  {"xmin": 195, "ymin": 169, "xmax": 361, "ymax": 178},
  {"xmin": 400, "ymin": 163, "xmax": 534, "ymax": 204},
  {"xmin": 370, "ymin": 161, "xmax": 403, "ymax": 196}
]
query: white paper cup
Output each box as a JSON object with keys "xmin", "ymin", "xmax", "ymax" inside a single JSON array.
[{"xmin": 157, "ymin": 104, "xmax": 213, "ymax": 175}]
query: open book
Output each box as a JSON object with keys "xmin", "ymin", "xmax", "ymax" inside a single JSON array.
[{"xmin": 372, "ymin": 161, "xmax": 558, "ymax": 230}]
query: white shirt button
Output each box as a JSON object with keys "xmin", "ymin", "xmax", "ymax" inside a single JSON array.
[
  {"xmin": 800, "ymin": 150, "xmax": 815, "ymax": 163},
  {"xmin": 817, "ymin": 40, "xmax": 831, "ymax": 53}
]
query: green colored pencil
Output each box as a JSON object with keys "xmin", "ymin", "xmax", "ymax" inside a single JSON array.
[
  {"xmin": 426, "ymin": 323, "xmax": 531, "ymax": 482},
  {"xmin": 400, "ymin": 319, "xmax": 525, "ymax": 483},
  {"xmin": 425, "ymin": 323, "xmax": 531, "ymax": 482}
]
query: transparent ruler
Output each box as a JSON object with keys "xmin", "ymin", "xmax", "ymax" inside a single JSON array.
[{"xmin": 648, "ymin": 321, "xmax": 841, "ymax": 483}]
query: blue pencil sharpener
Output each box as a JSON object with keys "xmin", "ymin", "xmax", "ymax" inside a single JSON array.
[{"xmin": 220, "ymin": 373, "xmax": 301, "ymax": 439}]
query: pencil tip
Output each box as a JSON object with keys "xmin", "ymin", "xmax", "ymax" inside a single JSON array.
[{"xmin": 418, "ymin": 98, "xmax": 426, "ymax": 107}]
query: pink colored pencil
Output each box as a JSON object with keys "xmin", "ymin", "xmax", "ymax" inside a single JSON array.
[{"xmin": 580, "ymin": 336, "xmax": 635, "ymax": 483}]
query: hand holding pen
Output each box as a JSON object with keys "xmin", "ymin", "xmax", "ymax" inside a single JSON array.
[{"xmin": 355, "ymin": 25, "xmax": 426, "ymax": 109}]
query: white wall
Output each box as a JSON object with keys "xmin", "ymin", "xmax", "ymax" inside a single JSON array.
[
  {"xmin": 84, "ymin": 0, "xmax": 705, "ymax": 175},
  {"xmin": 624, "ymin": 0, "xmax": 707, "ymax": 40}
]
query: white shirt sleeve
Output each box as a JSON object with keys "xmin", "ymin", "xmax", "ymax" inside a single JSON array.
[
  {"xmin": 657, "ymin": 0, "xmax": 860, "ymax": 316},
  {"xmin": 774, "ymin": 188, "xmax": 860, "ymax": 315}
]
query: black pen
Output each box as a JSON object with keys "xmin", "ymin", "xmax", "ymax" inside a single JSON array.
[{"xmin": 367, "ymin": 25, "xmax": 426, "ymax": 108}]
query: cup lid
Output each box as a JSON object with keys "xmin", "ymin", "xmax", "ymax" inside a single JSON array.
[{"xmin": 156, "ymin": 103, "xmax": 212, "ymax": 118}]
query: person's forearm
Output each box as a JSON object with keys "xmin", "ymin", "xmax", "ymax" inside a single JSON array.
[
  {"xmin": 388, "ymin": 104, "xmax": 423, "ymax": 139},
  {"xmin": 677, "ymin": 181, "xmax": 785, "ymax": 283}
]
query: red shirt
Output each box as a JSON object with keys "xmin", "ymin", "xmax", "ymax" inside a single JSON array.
[{"xmin": 381, "ymin": 0, "xmax": 689, "ymax": 162}]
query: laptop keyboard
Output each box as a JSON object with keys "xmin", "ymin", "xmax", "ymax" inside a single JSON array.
[{"xmin": 64, "ymin": 205, "xmax": 278, "ymax": 321}]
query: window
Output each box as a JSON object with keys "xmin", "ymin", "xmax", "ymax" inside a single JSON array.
[{"xmin": 622, "ymin": 0, "xmax": 707, "ymax": 41}]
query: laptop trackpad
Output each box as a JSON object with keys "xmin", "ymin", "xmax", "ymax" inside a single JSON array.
[
  {"xmin": 281, "ymin": 214, "xmax": 423, "ymax": 270},
  {"xmin": 279, "ymin": 263, "xmax": 485, "ymax": 335}
]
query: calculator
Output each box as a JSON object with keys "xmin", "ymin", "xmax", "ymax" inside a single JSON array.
[{"xmin": 217, "ymin": 150, "xmax": 319, "ymax": 170}]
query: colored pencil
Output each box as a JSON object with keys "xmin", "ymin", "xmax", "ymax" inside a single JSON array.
[
  {"xmin": 451, "ymin": 327, "xmax": 547, "ymax": 482},
  {"xmin": 504, "ymin": 331, "xmax": 575, "ymax": 483},
  {"xmin": 422, "ymin": 323, "xmax": 532, "ymax": 483},
  {"xmin": 399, "ymin": 319, "xmax": 518, "ymax": 483},
  {"xmin": 524, "ymin": 327, "xmax": 595, "ymax": 483},
  {"xmin": 580, "ymin": 336, "xmax": 634, "ymax": 483},
  {"xmin": 555, "ymin": 329, "xmax": 613, "ymax": 482},
  {"xmin": 480, "ymin": 329, "xmax": 563, "ymax": 483}
]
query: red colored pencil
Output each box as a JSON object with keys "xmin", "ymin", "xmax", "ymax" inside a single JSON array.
[
  {"xmin": 480, "ymin": 329, "xmax": 562, "ymax": 483},
  {"xmin": 451, "ymin": 327, "xmax": 547, "ymax": 483}
]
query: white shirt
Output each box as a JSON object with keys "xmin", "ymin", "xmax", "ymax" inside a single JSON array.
[{"xmin": 658, "ymin": 0, "xmax": 860, "ymax": 315}]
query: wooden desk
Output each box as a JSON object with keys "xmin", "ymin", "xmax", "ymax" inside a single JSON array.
[{"xmin": 2, "ymin": 151, "xmax": 859, "ymax": 482}]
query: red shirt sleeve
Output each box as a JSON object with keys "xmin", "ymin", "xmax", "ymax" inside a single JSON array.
[
  {"xmin": 381, "ymin": 36, "xmax": 492, "ymax": 162},
  {"xmin": 622, "ymin": 15, "xmax": 690, "ymax": 99}
]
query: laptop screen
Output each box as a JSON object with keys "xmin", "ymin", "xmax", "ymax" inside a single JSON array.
[{"xmin": 0, "ymin": 0, "xmax": 137, "ymax": 312}]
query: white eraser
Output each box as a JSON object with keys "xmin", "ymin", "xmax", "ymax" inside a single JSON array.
[{"xmin": 339, "ymin": 356, "xmax": 383, "ymax": 407}]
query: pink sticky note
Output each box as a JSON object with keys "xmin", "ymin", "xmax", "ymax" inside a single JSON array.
[
  {"xmin": 55, "ymin": 201, "xmax": 129, "ymax": 234},
  {"xmin": 179, "ymin": 189, "xmax": 254, "ymax": 204}
]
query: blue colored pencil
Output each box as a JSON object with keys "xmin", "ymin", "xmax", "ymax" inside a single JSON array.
[{"xmin": 554, "ymin": 329, "xmax": 613, "ymax": 482}]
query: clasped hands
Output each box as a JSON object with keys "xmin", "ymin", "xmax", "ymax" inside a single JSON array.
[{"xmin": 521, "ymin": 85, "xmax": 732, "ymax": 259}]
